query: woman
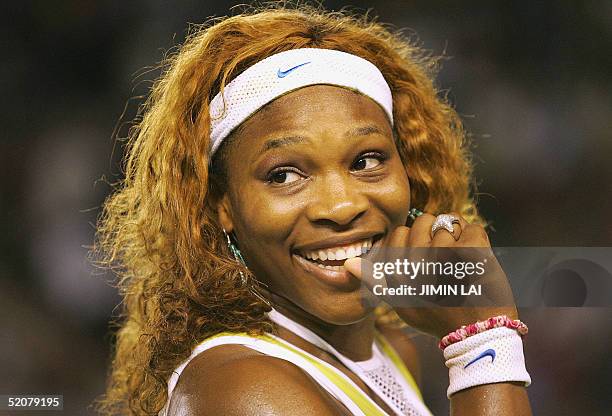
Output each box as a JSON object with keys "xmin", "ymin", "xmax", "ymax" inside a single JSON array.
[{"xmin": 96, "ymin": 4, "xmax": 532, "ymax": 415}]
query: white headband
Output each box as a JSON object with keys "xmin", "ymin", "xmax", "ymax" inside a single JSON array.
[{"xmin": 208, "ymin": 48, "xmax": 393, "ymax": 156}]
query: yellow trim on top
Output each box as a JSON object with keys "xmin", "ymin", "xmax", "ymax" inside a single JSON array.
[
  {"xmin": 201, "ymin": 331, "xmax": 426, "ymax": 412},
  {"xmin": 204, "ymin": 331, "xmax": 387, "ymax": 415}
]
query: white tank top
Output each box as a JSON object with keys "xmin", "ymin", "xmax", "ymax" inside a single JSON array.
[{"xmin": 160, "ymin": 312, "xmax": 433, "ymax": 416}]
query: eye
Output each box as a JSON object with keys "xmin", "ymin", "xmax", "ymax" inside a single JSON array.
[
  {"xmin": 351, "ymin": 152, "xmax": 386, "ymax": 171},
  {"xmin": 267, "ymin": 168, "xmax": 304, "ymax": 185}
]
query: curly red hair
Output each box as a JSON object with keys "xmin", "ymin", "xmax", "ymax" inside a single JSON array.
[{"xmin": 94, "ymin": 3, "xmax": 483, "ymax": 415}]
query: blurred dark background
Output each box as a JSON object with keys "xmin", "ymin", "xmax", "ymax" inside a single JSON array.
[{"xmin": 1, "ymin": 1, "xmax": 611, "ymax": 415}]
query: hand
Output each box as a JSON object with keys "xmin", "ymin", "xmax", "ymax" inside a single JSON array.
[{"xmin": 345, "ymin": 212, "xmax": 518, "ymax": 339}]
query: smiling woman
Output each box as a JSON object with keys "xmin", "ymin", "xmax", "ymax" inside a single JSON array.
[{"xmin": 94, "ymin": 3, "xmax": 531, "ymax": 416}]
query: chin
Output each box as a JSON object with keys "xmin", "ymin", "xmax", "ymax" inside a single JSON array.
[{"xmin": 306, "ymin": 290, "xmax": 380, "ymax": 326}]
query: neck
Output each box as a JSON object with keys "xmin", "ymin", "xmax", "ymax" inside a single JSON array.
[{"xmin": 270, "ymin": 296, "xmax": 376, "ymax": 361}]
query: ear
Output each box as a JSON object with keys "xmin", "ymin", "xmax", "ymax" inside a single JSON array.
[{"xmin": 216, "ymin": 193, "xmax": 234, "ymax": 234}]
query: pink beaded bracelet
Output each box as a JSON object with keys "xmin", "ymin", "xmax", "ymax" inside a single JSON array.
[{"xmin": 438, "ymin": 315, "xmax": 528, "ymax": 350}]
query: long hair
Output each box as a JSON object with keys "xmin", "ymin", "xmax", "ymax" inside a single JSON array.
[{"xmin": 94, "ymin": 3, "xmax": 483, "ymax": 415}]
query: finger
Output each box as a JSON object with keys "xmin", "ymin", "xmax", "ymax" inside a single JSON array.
[
  {"xmin": 344, "ymin": 257, "xmax": 384, "ymax": 292},
  {"xmin": 430, "ymin": 227, "xmax": 456, "ymax": 246},
  {"xmin": 451, "ymin": 212, "xmax": 470, "ymax": 238},
  {"xmin": 407, "ymin": 213, "xmax": 436, "ymax": 247},
  {"xmin": 459, "ymin": 223, "xmax": 491, "ymax": 247},
  {"xmin": 387, "ymin": 225, "xmax": 411, "ymax": 248},
  {"xmin": 344, "ymin": 257, "xmax": 362, "ymax": 278}
]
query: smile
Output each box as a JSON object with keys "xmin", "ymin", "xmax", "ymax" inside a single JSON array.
[{"xmin": 295, "ymin": 236, "xmax": 379, "ymax": 270}]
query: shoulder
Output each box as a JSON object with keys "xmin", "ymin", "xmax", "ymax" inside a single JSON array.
[
  {"xmin": 166, "ymin": 343, "xmax": 344, "ymax": 416},
  {"xmin": 376, "ymin": 325, "xmax": 422, "ymax": 388}
]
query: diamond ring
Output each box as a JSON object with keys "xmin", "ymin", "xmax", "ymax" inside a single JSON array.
[{"xmin": 430, "ymin": 214, "xmax": 462, "ymax": 241}]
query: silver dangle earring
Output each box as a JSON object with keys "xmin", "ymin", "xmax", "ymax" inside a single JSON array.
[
  {"xmin": 222, "ymin": 228, "xmax": 272, "ymax": 307},
  {"xmin": 223, "ymin": 228, "xmax": 247, "ymax": 284}
]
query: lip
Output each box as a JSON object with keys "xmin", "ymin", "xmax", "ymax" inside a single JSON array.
[
  {"xmin": 293, "ymin": 253, "xmax": 356, "ymax": 289},
  {"xmin": 293, "ymin": 235, "xmax": 385, "ymax": 289},
  {"xmin": 293, "ymin": 231, "xmax": 384, "ymax": 252}
]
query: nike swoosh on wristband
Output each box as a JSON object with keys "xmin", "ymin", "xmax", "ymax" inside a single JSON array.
[
  {"xmin": 277, "ymin": 61, "xmax": 311, "ymax": 78},
  {"xmin": 464, "ymin": 348, "xmax": 496, "ymax": 369}
]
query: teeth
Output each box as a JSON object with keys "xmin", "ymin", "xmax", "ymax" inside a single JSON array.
[
  {"xmin": 320, "ymin": 264, "xmax": 344, "ymax": 271},
  {"xmin": 300, "ymin": 238, "xmax": 375, "ymax": 262}
]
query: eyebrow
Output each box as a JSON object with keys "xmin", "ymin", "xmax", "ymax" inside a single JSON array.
[
  {"xmin": 344, "ymin": 125, "xmax": 386, "ymax": 138},
  {"xmin": 258, "ymin": 124, "xmax": 388, "ymax": 156},
  {"xmin": 258, "ymin": 136, "xmax": 309, "ymax": 155}
]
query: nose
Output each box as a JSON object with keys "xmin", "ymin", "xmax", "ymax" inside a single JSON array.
[{"xmin": 305, "ymin": 173, "xmax": 369, "ymax": 226}]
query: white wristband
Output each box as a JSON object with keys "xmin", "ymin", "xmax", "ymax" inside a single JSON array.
[{"xmin": 444, "ymin": 327, "xmax": 531, "ymax": 397}]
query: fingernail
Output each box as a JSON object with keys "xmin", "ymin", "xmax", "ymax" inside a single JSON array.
[{"xmin": 344, "ymin": 257, "xmax": 362, "ymax": 276}]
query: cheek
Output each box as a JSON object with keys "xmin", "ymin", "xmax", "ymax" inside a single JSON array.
[
  {"xmin": 230, "ymin": 186, "xmax": 305, "ymax": 296},
  {"xmin": 232, "ymin": 184, "xmax": 303, "ymax": 248},
  {"xmin": 377, "ymin": 166, "xmax": 411, "ymax": 223}
]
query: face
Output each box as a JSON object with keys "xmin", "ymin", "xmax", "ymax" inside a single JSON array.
[{"xmin": 217, "ymin": 85, "xmax": 410, "ymax": 325}]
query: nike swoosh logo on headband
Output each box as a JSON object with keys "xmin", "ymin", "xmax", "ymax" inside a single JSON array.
[
  {"xmin": 277, "ymin": 61, "xmax": 311, "ymax": 78},
  {"xmin": 464, "ymin": 348, "xmax": 496, "ymax": 369}
]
